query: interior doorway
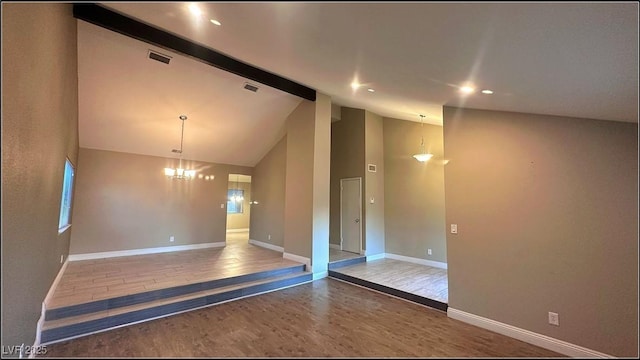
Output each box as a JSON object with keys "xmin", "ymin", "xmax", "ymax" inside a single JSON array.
[
  {"xmin": 340, "ymin": 177, "xmax": 362, "ymax": 254},
  {"xmin": 226, "ymin": 174, "xmax": 251, "ymax": 245}
]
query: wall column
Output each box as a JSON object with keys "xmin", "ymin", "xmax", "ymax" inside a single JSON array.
[{"xmin": 283, "ymin": 93, "xmax": 331, "ymax": 276}]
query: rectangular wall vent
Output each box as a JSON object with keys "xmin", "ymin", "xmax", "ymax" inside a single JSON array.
[
  {"xmin": 243, "ymin": 83, "xmax": 259, "ymax": 92},
  {"xmin": 148, "ymin": 50, "xmax": 171, "ymax": 64}
]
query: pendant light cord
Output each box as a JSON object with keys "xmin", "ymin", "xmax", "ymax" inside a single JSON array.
[
  {"xmin": 179, "ymin": 117, "xmax": 185, "ymax": 154},
  {"xmin": 420, "ymin": 114, "xmax": 425, "ymax": 149},
  {"xmin": 178, "ymin": 115, "xmax": 187, "ymax": 168}
]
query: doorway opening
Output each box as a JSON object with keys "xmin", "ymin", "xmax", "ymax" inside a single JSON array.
[
  {"xmin": 226, "ymin": 174, "xmax": 251, "ymax": 245},
  {"xmin": 329, "ymin": 177, "xmax": 364, "ymax": 263}
]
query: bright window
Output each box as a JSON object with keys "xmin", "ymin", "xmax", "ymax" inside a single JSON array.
[
  {"xmin": 58, "ymin": 159, "xmax": 75, "ymax": 231},
  {"xmin": 227, "ymin": 189, "xmax": 244, "ymax": 214}
]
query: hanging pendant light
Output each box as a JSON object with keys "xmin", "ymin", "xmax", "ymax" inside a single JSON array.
[
  {"xmin": 236, "ymin": 175, "xmax": 244, "ymax": 202},
  {"xmin": 413, "ymin": 114, "xmax": 434, "ymax": 162},
  {"xmin": 228, "ymin": 175, "xmax": 245, "ymax": 202},
  {"xmin": 234, "ymin": 175, "xmax": 244, "ymax": 202},
  {"xmin": 164, "ymin": 115, "xmax": 197, "ymax": 179}
]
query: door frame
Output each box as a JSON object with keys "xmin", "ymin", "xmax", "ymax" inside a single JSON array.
[{"xmin": 340, "ymin": 177, "xmax": 363, "ymax": 254}]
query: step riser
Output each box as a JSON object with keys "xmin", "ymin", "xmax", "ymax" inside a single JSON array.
[
  {"xmin": 46, "ymin": 264, "xmax": 305, "ymax": 321},
  {"xmin": 41, "ymin": 273, "xmax": 312, "ymax": 344},
  {"xmin": 328, "ymin": 270, "xmax": 448, "ymax": 312},
  {"xmin": 328, "ymin": 256, "xmax": 366, "ymax": 270}
]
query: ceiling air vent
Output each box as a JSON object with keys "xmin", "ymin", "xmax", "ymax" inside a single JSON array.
[
  {"xmin": 243, "ymin": 82, "xmax": 259, "ymax": 92},
  {"xmin": 148, "ymin": 50, "xmax": 171, "ymax": 64}
]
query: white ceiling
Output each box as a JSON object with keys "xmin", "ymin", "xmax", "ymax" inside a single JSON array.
[
  {"xmin": 78, "ymin": 21, "xmax": 301, "ymax": 167},
  {"xmin": 80, "ymin": 2, "xmax": 638, "ymax": 166}
]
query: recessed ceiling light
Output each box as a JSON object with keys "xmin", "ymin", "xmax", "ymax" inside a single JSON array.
[
  {"xmin": 460, "ymin": 86, "xmax": 475, "ymax": 94},
  {"xmin": 367, "ymin": 88, "xmax": 375, "ymax": 93},
  {"xmin": 189, "ymin": 4, "xmax": 202, "ymax": 17},
  {"xmin": 351, "ymin": 82, "xmax": 361, "ymax": 90},
  {"xmin": 210, "ymin": 19, "xmax": 221, "ymax": 26},
  {"xmin": 481, "ymin": 89, "xmax": 494, "ymax": 94}
]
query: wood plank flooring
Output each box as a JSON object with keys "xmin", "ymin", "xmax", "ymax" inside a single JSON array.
[
  {"xmin": 49, "ymin": 232, "xmax": 298, "ymax": 309},
  {"xmin": 332, "ymin": 258, "xmax": 449, "ymax": 303},
  {"xmin": 329, "ymin": 247, "xmax": 363, "ymax": 262},
  {"xmin": 41, "ymin": 278, "xmax": 563, "ymax": 358}
]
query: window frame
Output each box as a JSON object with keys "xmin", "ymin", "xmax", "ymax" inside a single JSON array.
[{"xmin": 58, "ymin": 158, "xmax": 75, "ymax": 233}]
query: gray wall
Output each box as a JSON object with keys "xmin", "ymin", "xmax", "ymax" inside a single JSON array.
[
  {"xmin": 70, "ymin": 148, "xmax": 251, "ymax": 254},
  {"xmin": 329, "ymin": 108, "xmax": 365, "ymax": 247},
  {"xmin": 226, "ymin": 180, "xmax": 251, "ymax": 230},
  {"xmin": 383, "ymin": 117, "xmax": 447, "ymax": 262},
  {"xmin": 443, "ymin": 106, "xmax": 638, "ymax": 357},
  {"xmin": 1, "ymin": 3, "xmax": 79, "ymax": 347},
  {"xmin": 363, "ymin": 111, "xmax": 385, "ymax": 255},
  {"xmin": 249, "ymin": 135, "xmax": 287, "ymax": 246}
]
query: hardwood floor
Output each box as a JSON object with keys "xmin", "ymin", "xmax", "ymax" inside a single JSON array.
[
  {"xmin": 41, "ymin": 278, "xmax": 563, "ymax": 358},
  {"xmin": 332, "ymin": 258, "xmax": 449, "ymax": 303},
  {"xmin": 328, "ymin": 247, "xmax": 363, "ymax": 262},
  {"xmin": 48, "ymin": 231, "xmax": 297, "ymax": 309}
]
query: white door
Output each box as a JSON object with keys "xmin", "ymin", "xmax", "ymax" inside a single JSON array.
[{"xmin": 341, "ymin": 178, "xmax": 362, "ymax": 254}]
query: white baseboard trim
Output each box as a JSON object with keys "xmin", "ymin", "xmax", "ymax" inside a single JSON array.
[
  {"xmin": 34, "ymin": 303, "xmax": 45, "ymax": 351},
  {"xmin": 366, "ymin": 253, "xmax": 385, "ymax": 261},
  {"xmin": 44, "ymin": 259, "xmax": 69, "ymax": 304},
  {"xmin": 34, "ymin": 259, "xmax": 69, "ymax": 348},
  {"xmin": 385, "ymin": 252, "xmax": 448, "ymax": 269},
  {"xmin": 226, "ymin": 228, "xmax": 249, "ymax": 233},
  {"xmin": 447, "ymin": 308, "xmax": 613, "ymax": 358},
  {"xmin": 249, "ymin": 239, "xmax": 284, "ymax": 253},
  {"xmin": 68, "ymin": 242, "xmax": 225, "ymax": 261},
  {"xmin": 313, "ymin": 271, "xmax": 328, "ymax": 280},
  {"xmin": 283, "ymin": 252, "xmax": 311, "ymax": 270},
  {"xmin": 329, "ymin": 243, "xmax": 341, "ymax": 250}
]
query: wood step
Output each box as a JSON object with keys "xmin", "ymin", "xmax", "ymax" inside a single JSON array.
[
  {"xmin": 41, "ymin": 271, "xmax": 312, "ymax": 345},
  {"xmin": 45, "ymin": 264, "xmax": 305, "ymax": 321},
  {"xmin": 328, "ymin": 256, "xmax": 366, "ymax": 270},
  {"xmin": 328, "ymin": 270, "xmax": 447, "ymax": 312}
]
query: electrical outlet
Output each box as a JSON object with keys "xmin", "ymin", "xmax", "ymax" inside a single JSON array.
[
  {"xmin": 170, "ymin": 236, "xmax": 175, "ymax": 242},
  {"xmin": 427, "ymin": 249, "xmax": 432, "ymax": 256},
  {"xmin": 451, "ymin": 224, "xmax": 458, "ymax": 234},
  {"xmin": 548, "ymin": 312, "xmax": 559, "ymax": 326},
  {"xmin": 60, "ymin": 255, "xmax": 64, "ymax": 264},
  {"xmin": 220, "ymin": 203, "xmax": 225, "ymax": 209},
  {"xmin": 268, "ymin": 234, "xmax": 271, "ymax": 240}
]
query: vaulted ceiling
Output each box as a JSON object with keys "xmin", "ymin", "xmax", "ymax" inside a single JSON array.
[{"xmin": 78, "ymin": 2, "xmax": 638, "ymax": 167}]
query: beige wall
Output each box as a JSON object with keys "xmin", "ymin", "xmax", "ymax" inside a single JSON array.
[
  {"xmin": 249, "ymin": 136, "xmax": 287, "ymax": 246},
  {"xmin": 283, "ymin": 95, "xmax": 331, "ymax": 270},
  {"xmin": 226, "ymin": 180, "xmax": 251, "ymax": 230},
  {"xmin": 383, "ymin": 117, "xmax": 447, "ymax": 262},
  {"xmin": 363, "ymin": 111, "xmax": 385, "ymax": 255},
  {"xmin": 1, "ymin": 3, "xmax": 79, "ymax": 347},
  {"xmin": 443, "ymin": 107, "xmax": 638, "ymax": 357},
  {"xmin": 311, "ymin": 93, "xmax": 332, "ymax": 273},
  {"xmin": 329, "ymin": 108, "xmax": 365, "ymax": 246},
  {"xmin": 284, "ymin": 101, "xmax": 316, "ymax": 258},
  {"xmin": 70, "ymin": 148, "xmax": 251, "ymax": 254}
]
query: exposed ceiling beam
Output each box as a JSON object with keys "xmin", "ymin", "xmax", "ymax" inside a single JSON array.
[{"xmin": 73, "ymin": 3, "xmax": 316, "ymax": 101}]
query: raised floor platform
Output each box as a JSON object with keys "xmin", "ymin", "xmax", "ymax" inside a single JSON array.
[
  {"xmin": 41, "ymin": 237, "xmax": 311, "ymax": 345},
  {"xmin": 328, "ymin": 258, "xmax": 448, "ymax": 312}
]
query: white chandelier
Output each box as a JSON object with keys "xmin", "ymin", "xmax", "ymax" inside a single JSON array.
[
  {"xmin": 164, "ymin": 115, "xmax": 197, "ymax": 179},
  {"xmin": 412, "ymin": 114, "xmax": 434, "ymax": 162}
]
